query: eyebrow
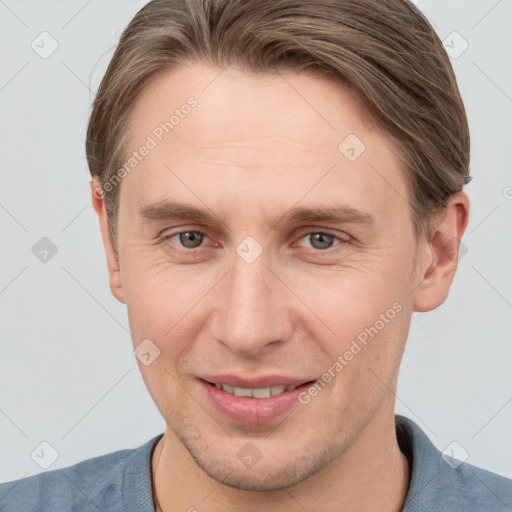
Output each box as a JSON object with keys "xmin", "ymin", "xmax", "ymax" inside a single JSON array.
[{"xmin": 137, "ymin": 200, "xmax": 375, "ymax": 228}]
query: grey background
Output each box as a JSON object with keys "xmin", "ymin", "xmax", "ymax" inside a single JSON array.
[{"xmin": 1, "ymin": 0, "xmax": 511, "ymax": 483}]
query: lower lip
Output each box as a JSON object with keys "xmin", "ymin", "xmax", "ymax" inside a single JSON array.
[{"xmin": 200, "ymin": 379, "xmax": 313, "ymax": 424}]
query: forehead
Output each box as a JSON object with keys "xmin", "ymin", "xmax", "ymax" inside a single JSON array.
[
  {"xmin": 119, "ymin": 61, "xmax": 410, "ymax": 231},
  {"xmin": 127, "ymin": 61, "xmax": 379, "ymax": 155}
]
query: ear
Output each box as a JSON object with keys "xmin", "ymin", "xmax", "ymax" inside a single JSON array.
[
  {"xmin": 413, "ymin": 191, "xmax": 470, "ymax": 312},
  {"xmin": 90, "ymin": 178, "xmax": 126, "ymax": 304}
]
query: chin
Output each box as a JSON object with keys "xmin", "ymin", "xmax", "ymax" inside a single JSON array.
[
  {"xmin": 182, "ymin": 431, "xmax": 343, "ymax": 492},
  {"xmin": 198, "ymin": 460, "xmax": 310, "ymax": 492}
]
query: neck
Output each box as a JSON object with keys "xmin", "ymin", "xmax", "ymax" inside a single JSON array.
[{"xmin": 152, "ymin": 409, "xmax": 410, "ymax": 512}]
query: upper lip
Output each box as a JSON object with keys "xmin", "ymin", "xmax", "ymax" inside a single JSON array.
[{"xmin": 200, "ymin": 375, "xmax": 314, "ymax": 388}]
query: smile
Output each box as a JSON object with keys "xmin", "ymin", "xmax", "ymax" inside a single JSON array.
[
  {"xmin": 200, "ymin": 378, "xmax": 315, "ymax": 424},
  {"xmin": 210, "ymin": 382, "xmax": 298, "ymax": 398}
]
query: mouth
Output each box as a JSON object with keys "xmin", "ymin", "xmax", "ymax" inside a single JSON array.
[
  {"xmin": 199, "ymin": 377, "xmax": 316, "ymax": 424},
  {"xmin": 207, "ymin": 381, "xmax": 304, "ymax": 398}
]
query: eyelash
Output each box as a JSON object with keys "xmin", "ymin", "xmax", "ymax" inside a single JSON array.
[{"xmin": 161, "ymin": 229, "xmax": 350, "ymax": 255}]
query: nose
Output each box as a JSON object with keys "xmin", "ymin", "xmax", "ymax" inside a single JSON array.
[{"xmin": 211, "ymin": 248, "xmax": 293, "ymax": 357}]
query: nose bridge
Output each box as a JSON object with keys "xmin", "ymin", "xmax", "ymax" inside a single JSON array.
[{"xmin": 213, "ymin": 247, "xmax": 289, "ymax": 355}]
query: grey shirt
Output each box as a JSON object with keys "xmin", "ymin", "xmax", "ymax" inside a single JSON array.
[{"xmin": 1, "ymin": 415, "xmax": 511, "ymax": 511}]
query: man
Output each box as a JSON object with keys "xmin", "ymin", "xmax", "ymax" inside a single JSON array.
[{"xmin": 1, "ymin": 0, "xmax": 511, "ymax": 510}]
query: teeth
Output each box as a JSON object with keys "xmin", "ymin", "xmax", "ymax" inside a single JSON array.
[
  {"xmin": 234, "ymin": 387, "xmax": 252, "ymax": 397},
  {"xmin": 252, "ymin": 387, "xmax": 271, "ymax": 398},
  {"xmin": 271, "ymin": 385, "xmax": 286, "ymax": 396},
  {"xmin": 216, "ymin": 383, "xmax": 296, "ymax": 398}
]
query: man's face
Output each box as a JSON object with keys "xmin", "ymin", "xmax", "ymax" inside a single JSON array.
[{"xmin": 110, "ymin": 62, "xmax": 426, "ymax": 490}]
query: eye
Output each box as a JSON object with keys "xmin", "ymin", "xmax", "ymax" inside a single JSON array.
[
  {"xmin": 161, "ymin": 229, "xmax": 348, "ymax": 254},
  {"xmin": 296, "ymin": 231, "xmax": 347, "ymax": 251},
  {"xmin": 166, "ymin": 230, "xmax": 207, "ymax": 249}
]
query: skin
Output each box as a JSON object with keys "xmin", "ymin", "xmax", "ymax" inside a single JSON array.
[{"xmin": 91, "ymin": 61, "xmax": 469, "ymax": 512}]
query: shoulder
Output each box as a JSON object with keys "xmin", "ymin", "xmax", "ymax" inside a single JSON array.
[
  {"xmin": 396, "ymin": 415, "xmax": 512, "ymax": 511},
  {"xmin": 434, "ymin": 459, "xmax": 512, "ymax": 510},
  {"xmin": 0, "ymin": 434, "xmax": 163, "ymax": 512}
]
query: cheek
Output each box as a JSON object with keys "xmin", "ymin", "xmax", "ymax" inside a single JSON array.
[
  {"xmin": 120, "ymin": 248, "xmax": 218, "ymax": 350},
  {"xmin": 290, "ymin": 258, "xmax": 411, "ymax": 339},
  {"xmin": 288, "ymin": 254, "xmax": 414, "ymax": 397},
  {"xmin": 319, "ymin": 300, "xmax": 411, "ymax": 421}
]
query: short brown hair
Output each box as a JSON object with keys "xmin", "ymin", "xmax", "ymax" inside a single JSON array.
[{"xmin": 86, "ymin": 0, "xmax": 470, "ymax": 249}]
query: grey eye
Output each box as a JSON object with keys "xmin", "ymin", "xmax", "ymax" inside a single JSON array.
[
  {"xmin": 178, "ymin": 231, "xmax": 204, "ymax": 249},
  {"xmin": 308, "ymin": 233, "xmax": 336, "ymax": 250}
]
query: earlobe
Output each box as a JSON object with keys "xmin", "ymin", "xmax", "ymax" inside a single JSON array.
[
  {"xmin": 90, "ymin": 178, "xmax": 126, "ymax": 304},
  {"xmin": 413, "ymin": 191, "xmax": 470, "ymax": 313}
]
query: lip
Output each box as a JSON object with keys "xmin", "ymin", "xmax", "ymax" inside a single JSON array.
[{"xmin": 199, "ymin": 377, "xmax": 315, "ymax": 424}]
